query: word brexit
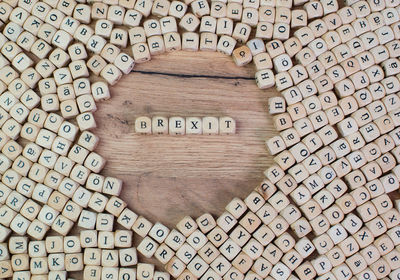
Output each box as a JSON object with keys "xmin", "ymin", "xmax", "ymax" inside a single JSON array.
[{"xmin": 134, "ymin": 116, "xmax": 236, "ymax": 135}]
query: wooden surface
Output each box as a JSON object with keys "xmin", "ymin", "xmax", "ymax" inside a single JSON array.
[{"xmin": 92, "ymin": 51, "xmax": 278, "ymax": 262}]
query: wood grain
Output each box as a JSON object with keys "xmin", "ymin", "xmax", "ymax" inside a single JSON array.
[{"xmin": 89, "ymin": 50, "xmax": 278, "ymax": 267}]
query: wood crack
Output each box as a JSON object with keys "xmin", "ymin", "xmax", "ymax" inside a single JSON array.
[{"xmin": 131, "ymin": 70, "xmax": 254, "ymax": 80}]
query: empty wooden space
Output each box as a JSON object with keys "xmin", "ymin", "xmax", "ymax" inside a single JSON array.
[{"xmin": 93, "ymin": 51, "xmax": 278, "ymax": 229}]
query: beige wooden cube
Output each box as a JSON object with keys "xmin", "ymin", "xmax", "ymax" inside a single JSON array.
[
  {"xmin": 169, "ymin": 0, "xmax": 188, "ymax": 18},
  {"xmin": 144, "ymin": 19, "xmax": 162, "ymax": 37},
  {"xmin": 100, "ymin": 64, "xmax": 122, "ymax": 86},
  {"xmin": 216, "ymin": 18, "xmax": 233, "ymax": 36},
  {"xmin": 232, "ymin": 46, "xmax": 252, "ymax": 67},
  {"xmin": 65, "ymin": 253, "xmax": 83, "ymax": 272},
  {"xmin": 132, "ymin": 43, "xmax": 151, "ymax": 63},
  {"xmin": 179, "ymin": 13, "xmax": 200, "ymax": 32},
  {"xmin": 217, "ymin": 35, "xmax": 236, "ymax": 55},
  {"xmin": 133, "ymin": 216, "xmax": 153, "ymax": 237},
  {"xmin": 151, "ymin": 116, "xmax": 168, "ymax": 134},
  {"xmin": 255, "ymin": 69, "xmax": 275, "ymax": 89},
  {"xmin": 76, "ymin": 112, "xmax": 96, "ymax": 131},
  {"xmin": 137, "ymin": 236, "xmax": 158, "ymax": 258},
  {"xmin": 10, "ymin": 216, "xmax": 29, "ymax": 236},
  {"xmin": 164, "ymin": 32, "xmax": 182, "ymax": 51},
  {"xmin": 232, "ymin": 23, "xmax": 251, "ymax": 45},
  {"xmin": 123, "ymin": 9, "xmax": 142, "ymax": 26},
  {"xmin": 180, "ymin": 32, "xmax": 198, "ymax": 52},
  {"xmin": 190, "ymin": 0, "xmax": 210, "ymax": 17},
  {"xmin": 202, "ymin": 117, "xmax": 218, "ymax": 134},
  {"xmin": 199, "ymin": 32, "xmax": 218, "ymax": 51},
  {"xmin": 0, "ymin": 260, "xmax": 13, "ymax": 278},
  {"xmin": 152, "ymin": 0, "xmax": 171, "ymax": 16},
  {"xmin": 199, "ymin": 16, "xmax": 216, "ymax": 33},
  {"xmin": 183, "ymin": 117, "xmax": 201, "ymax": 134},
  {"xmin": 165, "ymin": 229, "xmax": 186, "ymax": 251},
  {"xmin": 169, "ymin": 116, "xmax": 185, "ymax": 135},
  {"xmin": 148, "ymin": 35, "xmax": 166, "ymax": 56}
]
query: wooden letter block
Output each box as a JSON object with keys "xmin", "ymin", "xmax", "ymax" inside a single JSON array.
[
  {"xmin": 135, "ymin": 117, "xmax": 152, "ymax": 134},
  {"xmin": 203, "ymin": 117, "xmax": 219, "ymax": 135},
  {"xmin": 152, "ymin": 116, "xmax": 169, "ymax": 134},
  {"xmin": 65, "ymin": 253, "xmax": 83, "ymax": 272},
  {"xmin": 167, "ymin": 117, "xmax": 184, "ymax": 135},
  {"xmin": 186, "ymin": 117, "xmax": 202, "ymax": 134},
  {"xmin": 232, "ymin": 46, "xmax": 252, "ymax": 67}
]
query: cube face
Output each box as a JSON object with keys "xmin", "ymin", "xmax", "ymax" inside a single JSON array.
[
  {"xmin": 255, "ymin": 69, "xmax": 275, "ymax": 89},
  {"xmin": 233, "ymin": 46, "xmax": 252, "ymax": 66},
  {"xmin": 132, "ymin": 43, "xmax": 151, "ymax": 63},
  {"xmin": 217, "ymin": 35, "xmax": 237, "ymax": 56},
  {"xmin": 185, "ymin": 117, "xmax": 202, "ymax": 134},
  {"xmin": 169, "ymin": 116, "xmax": 186, "ymax": 135},
  {"xmin": 182, "ymin": 32, "xmax": 199, "ymax": 52},
  {"xmin": 180, "ymin": 14, "xmax": 200, "ymax": 33},
  {"xmin": 202, "ymin": 117, "xmax": 219, "ymax": 135},
  {"xmin": 135, "ymin": 116, "xmax": 152, "ymax": 134}
]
